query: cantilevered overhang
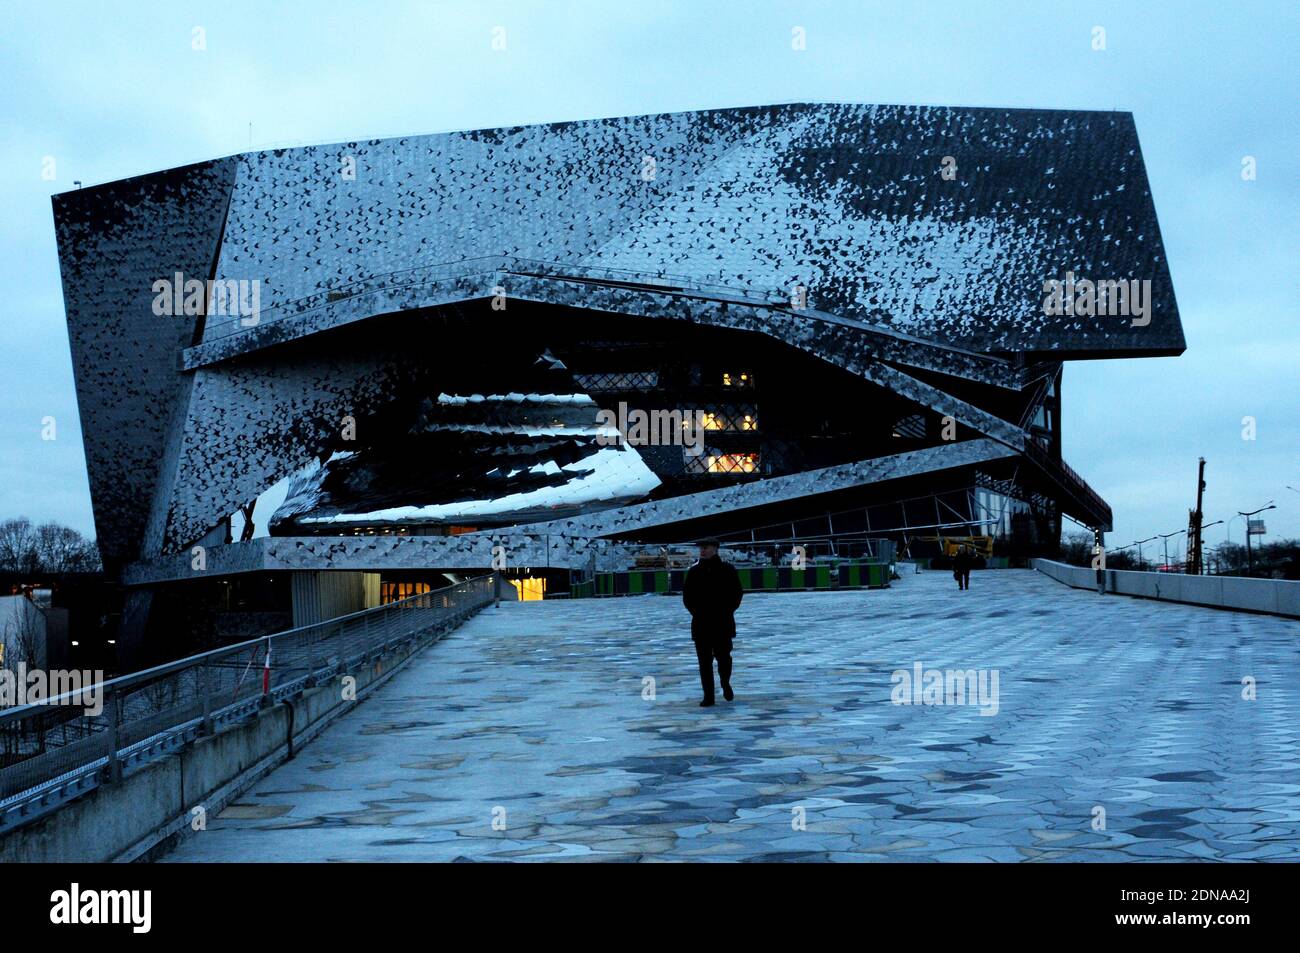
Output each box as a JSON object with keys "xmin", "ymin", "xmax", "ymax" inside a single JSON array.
[
  {"xmin": 120, "ymin": 533, "xmax": 640, "ymax": 587},
  {"xmin": 1022, "ymin": 442, "xmax": 1114, "ymax": 531},
  {"xmin": 187, "ymin": 103, "xmax": 1181, "ymax": 357},
  {"xmin": 179, "ymin": 261, "xmax": 1026, "ymax": 391}
]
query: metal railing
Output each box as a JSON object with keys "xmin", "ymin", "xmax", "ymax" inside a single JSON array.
[
  {"xmin": 1020, "ymin": 439, "xmax": 1112, "ymax": 528},
  {"xmin": 0, "ymin": 575, "xmax": 495, "ymax": 828}
]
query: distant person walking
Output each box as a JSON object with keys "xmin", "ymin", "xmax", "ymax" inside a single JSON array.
[
  {"xmin": 682, "ymin": 537, "xmax": 743, "ymax": 707},
  {"xmin": 952, "ymin": 545, "xmax": 974, "ymax": 590}
]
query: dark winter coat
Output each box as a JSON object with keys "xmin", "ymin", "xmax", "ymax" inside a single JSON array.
[
  {"xmin": 952, "ymin": 549, "xmax": 974, "ymax": 577},
  {"xmin": 682, "ymin": 555, "xmax": 743, "ymax": 643}
]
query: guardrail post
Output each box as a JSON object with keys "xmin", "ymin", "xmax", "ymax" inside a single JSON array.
[
  {"xmin": 306, "ymin": 629, "xmax": 319, "ymax": 687},
  {"xmin": 105, "ymin": 688, "xmax": 121, "ymax": 785},
  {"xmin": 259, "ymin": 636, "xmax": 273, "ymax": 708},
  {"xmin": 200, "ymin": 661, "xmax": 213, "ymax": 736}
]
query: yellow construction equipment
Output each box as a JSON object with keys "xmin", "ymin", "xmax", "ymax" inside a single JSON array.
[{"xmin": 910, "ymin": 535, "xmax": 994, "ymax": 558}]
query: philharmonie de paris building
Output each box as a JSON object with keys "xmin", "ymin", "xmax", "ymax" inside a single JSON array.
[{"xmin": 53, "ymin": 103, "xmax": 1182, "ymax": 663}]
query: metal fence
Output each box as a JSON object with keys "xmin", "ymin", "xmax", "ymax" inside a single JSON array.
[{"xmin": 0, "ymin": 574, "xmax": 495, "ymax": 826}]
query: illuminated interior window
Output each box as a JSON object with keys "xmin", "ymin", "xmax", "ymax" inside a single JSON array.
[
  {"xmin": 381, "ymin": 581, "xmax": 432, "ymax": 604},
  {"xmin": 509, "ymin": 576, "xmax": 547, "ymax": 601},
  {"xmin": 708, "ymin": 453, "xmax": 758, "ymax": 473},
  {"xmin": 684, "ymin": 447, "xmax": 760, "ymax": 474},
  {"xmin": 721, "ymin": 371, "xmax": 754, "ymax": 389},
  {"xmin": 687, "ymin": 405, "xmax": 758, "ymax": 432}
]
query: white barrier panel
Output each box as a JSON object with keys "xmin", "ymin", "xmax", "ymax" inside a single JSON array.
[{"xmin": 1033, "ymin": 559, "xmax": 1300, "ymax": 618}]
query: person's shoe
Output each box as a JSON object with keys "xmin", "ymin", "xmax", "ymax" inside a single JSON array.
[
  {"xmin": 699, "ymin": 698, "xmax": 715, "ymax": 707},
  {"xmin": 722, "ymin": 683, "xmax": 734, "ymax": 701}
]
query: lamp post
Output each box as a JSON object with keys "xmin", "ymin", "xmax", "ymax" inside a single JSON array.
[
  {"xmin": 1199, "ymin": 520, "xmax": 1224, "ymax": 572},
  {"xmin": 1156, "ymin": 530, "xmax": 1183, "ymax": 572},
  {"xmin": 1237, "ymin": 502, "xmax": 1276, "ymax": 577},
  {"xmin": 1133, "ymin": 536, "xmax": 1156, "ymax": 572}
]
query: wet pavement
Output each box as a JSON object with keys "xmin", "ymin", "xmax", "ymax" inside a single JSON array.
[{"xmin": 164, "ymin": 569, "xmax": 1300, "ymax": 862}]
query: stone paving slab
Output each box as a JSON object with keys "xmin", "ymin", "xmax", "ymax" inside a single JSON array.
[{"xmin": 164, "ymin": 569, "xmax": 1300, "ymax": 862}]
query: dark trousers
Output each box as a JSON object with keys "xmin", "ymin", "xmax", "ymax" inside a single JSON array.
[
  {"xmin": 694, "ymin": 639, "xmax": 732, "ymax": 700},
  {"xmin": 956, "ymin": 570, "xmax": 970, "ymax": 590}
]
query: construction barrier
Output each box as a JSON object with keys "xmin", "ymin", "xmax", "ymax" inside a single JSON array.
[{"xmin": 572, "ymin": 560, "xmax": 891, "ymax": 598}]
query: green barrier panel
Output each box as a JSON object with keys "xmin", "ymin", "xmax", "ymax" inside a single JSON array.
[{"xmin": 587, "ymin": 561, "xmax": 893, "ymax": 597}]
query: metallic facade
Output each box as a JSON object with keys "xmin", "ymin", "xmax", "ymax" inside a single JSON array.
[{"xmin": 53, "ymin": 103, "xmax": 1182, "ymax": 654}]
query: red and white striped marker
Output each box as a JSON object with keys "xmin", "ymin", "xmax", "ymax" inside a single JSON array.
[{"xmin": 262, "ymin": 643, "xmax": 272, "ymax": 694}]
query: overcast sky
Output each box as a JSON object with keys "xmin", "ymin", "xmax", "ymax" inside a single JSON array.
[{"xmin": 1, "ymin": 0, "xmax": 1296, "ymax": 558}]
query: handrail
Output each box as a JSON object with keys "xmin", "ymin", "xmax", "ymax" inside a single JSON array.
[
  {"xmin": 0, "ymin": 574, "xmax": 496, "ymax": 823},
  {"xmin": 1020, "ymin": 440, "xmax": 1111, "ymax": 526},
  {"xmin": 0, "ymin": 575, "xmax": 482, "ymax": 721}
]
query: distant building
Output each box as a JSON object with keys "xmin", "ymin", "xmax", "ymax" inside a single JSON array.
[
  {"xmin": 53, "ymin": 104, "xmax": 1182, "ymax": 663},
  {"xmin": 0, "ymin": 593, "xmax": 52, "ymax": 673}
]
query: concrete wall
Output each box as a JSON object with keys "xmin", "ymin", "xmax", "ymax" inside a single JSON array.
[
  {"xmin": 0, "ymin": 604, "xmax": 484, "ymax": 863},
  {"xmin": 1034, "ymin": 558, "xmax": 1300, "ymax": 618}
]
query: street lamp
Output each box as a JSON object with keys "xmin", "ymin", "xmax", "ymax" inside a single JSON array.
[
  {"xmin": 1156, "ymin": 530, "xmax": 1184, "ymax": 572},
  {"xmin": 1133, "ymin": 535, "xmax": 1157, "ymax": 572},
  {"xmin": 1237, "ymin": 502, "xmax": 1276, "ymax": 577},
  {"xmin": 1199, "ymin": 520, "xmax": 1224, "ymax": 573}
]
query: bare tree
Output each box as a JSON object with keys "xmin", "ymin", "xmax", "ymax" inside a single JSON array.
[
  {"xmin": 0, "ymin": 517, "xmax": 99, "ymax": 575},
  {"xmin": 0, "ymin": 518, "xmax": 38, "ymax": 574},
  {"xmin": 34, "ymin": 522, "xmax": 93, "ymax": 573}
]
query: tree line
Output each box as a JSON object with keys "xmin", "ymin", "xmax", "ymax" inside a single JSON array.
[
  {"xmin": 0, "ymin": 518, "xmax": 101, "ymax": 575},
  {"xmin": 1060, "ymin": 531, "xmax": 1300, "ymax": 578}
]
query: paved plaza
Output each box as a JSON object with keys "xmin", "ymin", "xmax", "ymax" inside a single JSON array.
[{"xmin": 165, "ymin": 569, "xmax": 1300, "ymax": 862}]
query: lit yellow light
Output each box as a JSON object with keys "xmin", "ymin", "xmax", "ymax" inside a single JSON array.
[
  {"xmin": 509, "ymin": 576, "xmax": 547, "ymax": 601},
  {"xmin": 707, "ymin": 453, "xmax": 758, "ymax": 473}
]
